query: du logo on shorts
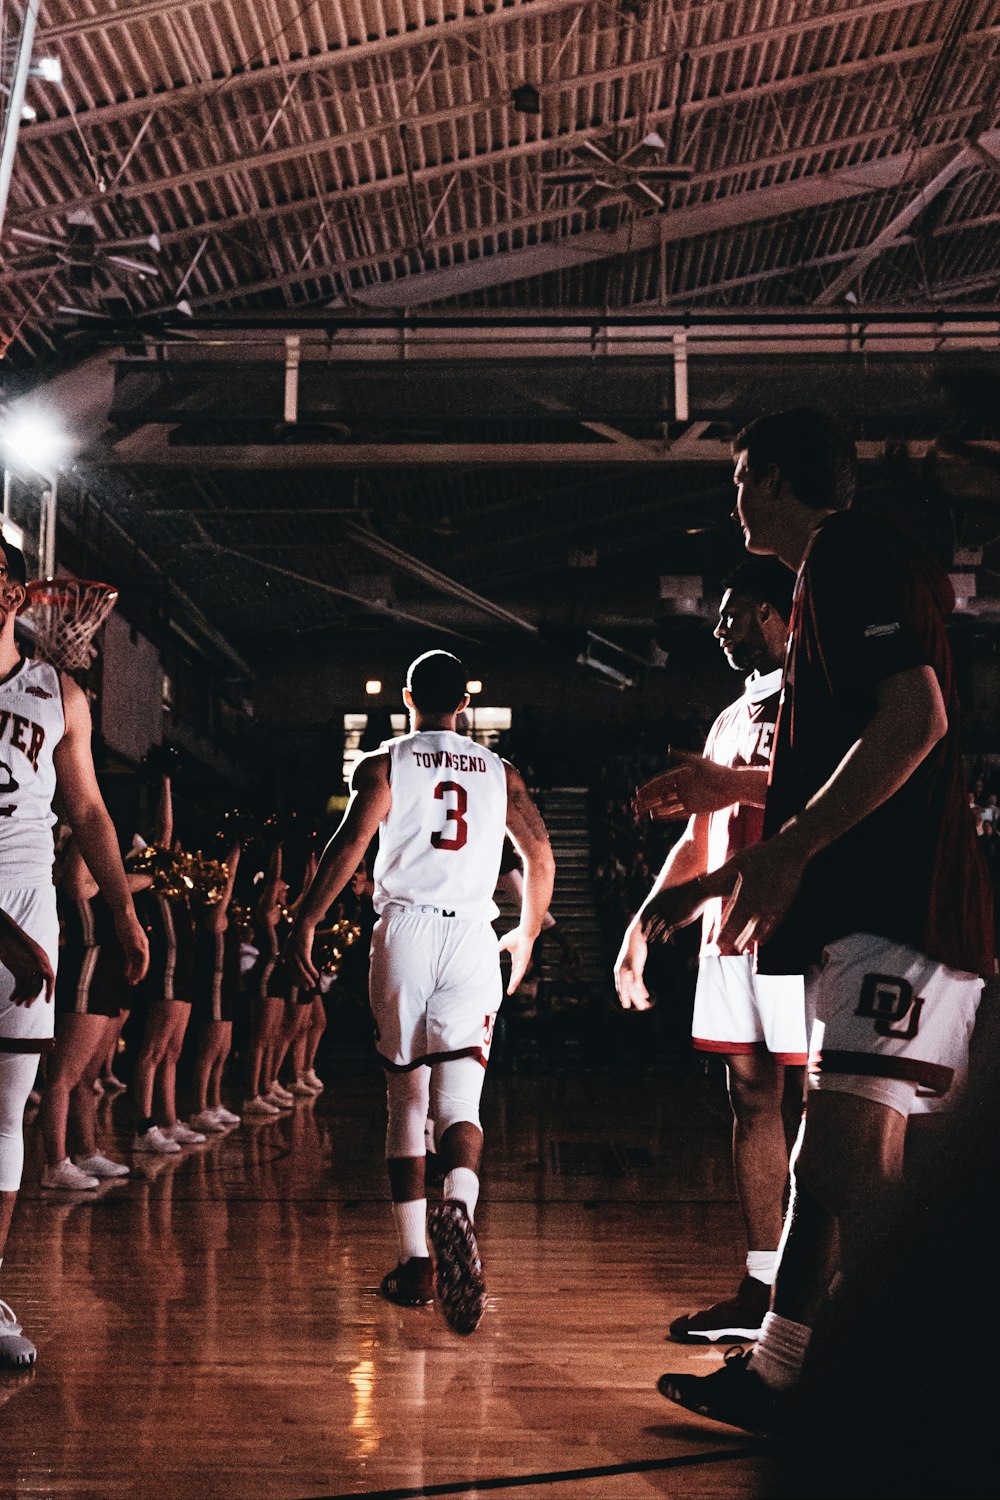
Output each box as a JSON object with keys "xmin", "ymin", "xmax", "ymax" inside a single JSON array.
[{"xmin": 855, "ymin": 973, "xmax": 925, "ymax": 1041}]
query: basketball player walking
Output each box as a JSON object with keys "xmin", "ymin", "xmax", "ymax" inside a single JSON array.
[
  {"xmin": 286, "ymin": 651, "xmax": 554, "ymax": 1335},
  {"xmin": 0, "ymin": 540, "xmax": 148, "ymax": 1368},
  {"xmin": 616, "ymin": 558, "xmax": 806, "ymax": 1343},
  {"xmin": 643, "ymin": 409, "xmax": 993, "ymax": 1433}
]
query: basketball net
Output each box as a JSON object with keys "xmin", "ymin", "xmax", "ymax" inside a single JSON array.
[{"xmin": 23, "ymin": 578, "xmax": 119, "ymax": 672}]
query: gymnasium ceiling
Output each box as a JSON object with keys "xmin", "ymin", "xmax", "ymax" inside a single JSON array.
[{"xmin": 2, "ymin": 0, "xmax": 1000, "ymax": 678}]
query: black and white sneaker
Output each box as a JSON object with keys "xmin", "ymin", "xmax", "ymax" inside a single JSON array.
[
  {"xmin": 658, "ymin": 1347, "xmax": 781, "ymax": 1436},
  {"xmin": 428, "ymin": 1198, "xmax": 487, "ymax": 1336},
  {"xmin": 0, "ymin": 1299, "xmax": 36, "ymax": 1370},
  {"xmin": 668, "ymin": 1274, "xmax": 770, "ymax": 1343}
]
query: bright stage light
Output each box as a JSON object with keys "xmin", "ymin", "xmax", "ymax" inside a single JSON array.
[
  {"xmin": 0, "ymin": 406, "xmax": 69, "ymax": 478},
  {"xmin": 365, "ymin": 679, "xmax": 382, "ymax": 695},
  {"xmin": 466, "ymin": 679, "xmax": 483, "ymax": 695}
]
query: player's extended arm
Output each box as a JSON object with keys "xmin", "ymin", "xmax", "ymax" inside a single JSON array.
[
  {"xmin": 614, "ymin": 813, "xmax": 709, "ymax": 1011},
  {"xmin": 499, "ymin": 763, "xmax": 556, "ymax": 995},
  {"xmin": 634, "ymin": 751, "xmax": 769, "ymax": 821},
  {"xmin": 52, "ymin": 677, "xmax": 149, "ymax": 985},
  {"xmin": 0, "ymin": 905, "xmax": 55, "ymax": 1005},
  {"xmin": 718, "ymin": 665, "xmax": 948, "ymax": 951},
  {"xmin": 284, "ymin": 753, "xmax": 391, "ymax": 988}
]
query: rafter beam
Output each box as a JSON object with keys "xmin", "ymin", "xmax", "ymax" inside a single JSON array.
[
  {"xmin": 815, "ymin": 143, "xmax": 983, "ymax": 304},
  {"xmin": 342, "ymin": 134, "xmax": 1000, "ymax": 309},
  {"xmin": 15, "ymin": 16, "xmax": 997, "ymax": 230},
  {"xmin": 27, "ymin": 0, "xmax": 942, "ymax": 147},
  {"xmin": 26, "ymin": 0, "xmax": 588, "ymax": 138}
]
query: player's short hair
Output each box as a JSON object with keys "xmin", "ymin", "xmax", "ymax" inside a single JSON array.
[
  {"xmin": 0, "ymin": 538, "xmax": 27, "ymax": 586},
  {"xmin": 405, "ymin": 650, "xmax": 468, "ymax": 714},
  {"xmin": 734, "ymin": 407, "xmax": 856, "ymax": 511},
  {"xmin": 721, "ymin": 557, "xmax": 795, "ymax": 623}
]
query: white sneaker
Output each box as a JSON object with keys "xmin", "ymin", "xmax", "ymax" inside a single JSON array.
[
  {"xmin": 0, "ymin": 1299, "xmax": 36, "ymax": 1369},
  {"xmin": 189, "ymin": 1110, "xmax": 228, "ymax": 1134},
  {"xmin": 41, "ymin": 1157, "xmax": 100, "ymax": 1191},
  {"xmin": 74, "ymin": 1153, "xmax": 130, "ymax": 1179},
  {"xmin": 303, "ymin": 1069, "xmax": 324, "ymax": 1094},
  {"xmin": 266, "ymin": 1083, "xmax": 295, "ymax": 1106},
  {"xmin": 132, "ymin": 1126, "xmax": 182, "ymax": 1154},
  {"xmin": 213, "ymin": 1106, "xmax": 241, "ymax": 1126},
  {"xmin": 243, "ymin": 1095, "xmax": 281, "ymax": 1118},
  {"xmin": 102, "ymin": 1073, "xmax": 128, "ymax": 1094},
  {"xmin": 92, "ymin": 1078, "xmax": 105, "ymax": 1097},
  {"xmin": 289, "ymin": 1078, "xmax": 316, "ymax": 1097},
  {"xmin": 163, "ymin": 1121, "xmax": 206, "ymax": 1145}
]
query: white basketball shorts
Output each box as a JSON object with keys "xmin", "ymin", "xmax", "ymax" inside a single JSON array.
[
  {"xmin": 0, "ymin": 885, "xmax": 60, "ymax": 1043},
  {"xmin": 693, "ymin": 954, "xmax": 807, "ymax": 1064},
  {"xmin": 368, "ymin": 905, "xmax": 503, "ymax": 1071},
  {"xmin": 805, "ymin": 932, "xmax": 983, "ymax": 1118}
]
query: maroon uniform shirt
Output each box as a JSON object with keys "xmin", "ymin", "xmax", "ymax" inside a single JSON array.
[{"xmin": 759, "ymin": 509, "xmax": 994, "ymax": 978}]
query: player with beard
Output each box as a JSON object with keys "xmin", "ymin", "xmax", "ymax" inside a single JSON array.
[
  {"xmin": 0, "ymin": 540, "xmax": 148, "ymax": 1367},
  {"xmin": 616, "ymin": 558, "xmax": 805, "ymax": 1344}
]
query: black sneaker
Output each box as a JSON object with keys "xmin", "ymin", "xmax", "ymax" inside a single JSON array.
[
  {"xmin": 379, "ymin": 1257, "xmax": 434, "ymax": 1308},
  {"xmin": 428, "ymin": 1199, "xmax": 486, "ymax": 1336},
  {"xmin": 658, "ymin": 1347, "xmax": 781, "ymax": 1436},
  {"xmin": 669, "ymin": 1273, "xmax": 770, "ymax": 1343}
]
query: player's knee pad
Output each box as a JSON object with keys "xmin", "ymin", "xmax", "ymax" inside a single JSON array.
[
  {"xmin": 431, "ymin": 1056, "xmax": 486, "ymax": 1141},
  {"xmin": 0, "ymin": 1053, "xmax": 41, "ymax": 1192},
  {"xmin": 385, "ymin": 1067, "xmax": 430, "ymax": 1159}
]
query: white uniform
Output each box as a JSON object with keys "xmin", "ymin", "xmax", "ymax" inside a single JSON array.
[
  {"xmin": 370, "ymin": 730, "xmax": 507, "ymax": 1069},
  {"xmin": 0, "ymin": 658, "xmax": 63, "ymax": 1044},
  {"xmin": 693, "ymin": 669, "xmax": 808, "ymax": 1064}
]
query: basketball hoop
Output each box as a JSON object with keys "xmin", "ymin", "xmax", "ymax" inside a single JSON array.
[{"xmin": 23, "ymin": 578, "xmax": 119, "ymax": 672}]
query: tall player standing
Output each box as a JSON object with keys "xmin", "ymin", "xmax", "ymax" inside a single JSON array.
[
  {"xmin": 643, "ymin": 409, "xmax": 993, "ymax": 1433},
  {"xmin": 286, "ymin": 650, "xmax": 554, "ymax": 1335},
  {"xmin": 0, "ymin": 540, "xmax": 148, "ymax": 1368},
  {"xmin": 616, "ymin": 558, "xmax": 805, "ymax": 1343}
]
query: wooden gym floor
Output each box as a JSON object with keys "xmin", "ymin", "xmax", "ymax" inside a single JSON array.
[{"xmin": 1, "ymin": 1060, "xmax": 774, "ymax": 1500}]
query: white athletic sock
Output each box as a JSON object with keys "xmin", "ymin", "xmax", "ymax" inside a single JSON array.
[
  {"xmin": 443, "ymin": 1167, "xmax": 479, "ymax": 1220},
  {"xmin": 392, "ymin": 1199, "xmax": 428, "ymax": 1262},
  {"xmin": 746, "ymin": 1249, "xmax": 780, "ymax": 1286},
  {"xmin": 749, "ymin": 1310, "xmax": 812, "ymax": 1392}
]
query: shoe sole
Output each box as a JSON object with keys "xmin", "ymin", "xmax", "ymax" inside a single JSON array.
[
  {"xmin": 0, "ymin": 1346, "xmax": 36, "ymax": 1369},
  {"xmin": 428, "ymin": 1203, "xmax": 486, "ymax": 1336},
  {"xmin": 657, "ymin": 1375, "xmax": 773, "ymax": 1437},
  {"xmin": 669, "ymin": 1322, "xmax": 764, "ymax": 1344}
]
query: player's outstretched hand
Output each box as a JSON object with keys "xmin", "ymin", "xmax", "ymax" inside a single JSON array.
[
  {"xmin": 639, "ymin": 866, "xmax": 738, "ymax": 945},
  {"xmin": 634, "ymin": 750, "xmax": 740, "ymax": 821},
  {"xmin": 715, "ymin": 837, "xmax": 808, "ymax": 953},
  {"xmin": 115, "ymin": 908, "xmax": 150, "ymax": 985},
  {"xmin": 614, "ymin": 919, "xmax": 652, "ymax": 1011},
  {"xmin": 498, "ymin": 926, "xmax": 536, "ymax": 995},
  {"xmin": 284, "ymin": 922, "xmax": 319, "ymax": 990},
  {"xmin": 0, "ymin": 908, "xmax": 55, "ymax": 1005}
]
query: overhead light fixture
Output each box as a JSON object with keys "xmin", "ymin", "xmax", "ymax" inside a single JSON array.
[
  {"xmin": 466, "ymin": 679, "xmax": 483, "ymax": 695},
  {"xmin": 0, "ymin": 405, "xmax": 69, "ymax": 478},
  {"xmin": 31, "ymin": 57, "xmax": 62, "ymax": 84},
  {"xmin": 365, "ymin": 679, "xmax": 382, "ymax": 695},
  {"xmin": 512, "ymin": 83, "xmax": 540, "ymax": 114}
]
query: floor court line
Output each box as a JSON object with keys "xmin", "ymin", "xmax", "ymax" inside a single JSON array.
[{"xmin": 312, "ymin": 1446, "xmax": 760, "ymax": 1500}]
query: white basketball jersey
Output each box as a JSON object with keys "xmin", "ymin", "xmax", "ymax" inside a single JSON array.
[
  {"xmin": 372, "ymin": 730, "xmax": 508, "ymax": 921},
  {"xmin": 0, "ymin": 657, "xmax": 64, "ymax": 888}
]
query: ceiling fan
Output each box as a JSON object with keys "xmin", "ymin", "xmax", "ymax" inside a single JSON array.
[
  {"xmin": 7, "ymin": 210, "xmax": 161, "ymax": 290},
  {"xmin": 542, "ymin": 131, "xmax": 693, "ymax": 210}
]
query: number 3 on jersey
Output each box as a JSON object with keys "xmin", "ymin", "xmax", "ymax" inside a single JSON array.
[{"xmin": 431, "ymin": 780, "xmax": 468, "ymax": 851}]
